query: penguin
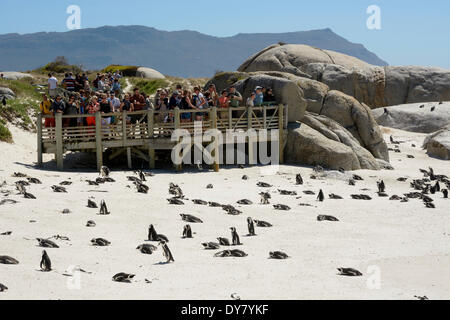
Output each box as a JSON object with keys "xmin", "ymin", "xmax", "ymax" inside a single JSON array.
[
  {"xmin": 377, "ymin": 180, "xmax": 386, "ymax": 193},
  {"xmin": 86, "ymin": 220, "xmax": 96, "ymax": 227},
  {"xmin": 27, "ymin": 177, "xmax": 42, "ymax": 184},
  {"xmin": 98, "ymin": 200, "xmax": 110, "ymax": 215},
  {"xmin": 222, "ymin": 205, "xmax": 242, "ymax": 215},
  {"xmin": 269, "ymin": 251, "xmax": 289, "ymax": 259},
  {"xmin": 24, "ymin": 192, "xmax": 36, "ymax": 199},
  {"xmin": 169, "ymin": 183, "xmax": 184, "ymax": 198},
  {"xmin": 230, "ymin": 227, "xmax": 241, "ymax": 246},
  {"xmin": 159, "ymin": 240, "xmax": 174, "ymax": 263},
  {"xmin": 214, "ymin": 249, "xmax": 247, "ymax": 258},
  {"xmin": 192, "ymin": 199, "xmax": 208, "ymax": 205},
  {"xmin": 337, "ymin": 268, "xmax": 363, "ymax": 276},
  {"xmin": 138, "ymin": 170, "xmax": 146, "ymax": 182},
  {"xmin": 37, "ymin": 238, "xmax": 59, "ymax": 248},
  {"xmin": 1, "ymin": 96, "xmax": 6, "ymax": 106},
  {"xmin": 208, "ymin": 201, "xmax": 222, "ymax": 207},
  {"xmin": 317, "ymin": 215, "xmax": 339, "ymax": 222},
  {"xmin": 247, "ymin": 217, "xmax": 256, "ymax": 236},
  {"xmin": 303, "ymin": 190, "xmax": 315, "ymax": 195},
  {"xmin": 167, "ymin": 198, "xmax": 185, "ymax": 205},
  {"xmin": 217, "ymin": 237, "xmax": 231, "ymax": 246},
  {"xmin": 148, "ymin": 225, "xmax": 169, "ymax": 242},
  {"xmin": 253, "ymin": 220, "xmax": 273, "ymax": 227},
  {"xmin": 60, "ymin": 181, "xmax": 72, "ymax": 186},
  {"xmin": 100, "ymin": 166, "xmax": 110, "ymax": 177},
  {"xmin": 136, "ymin": 244, "xmax": 157, "ymax": 254},
  {"xmin": 206, "ymin": 184, "xmax": 213, "ymax": 189},
  {"xmin": 349, "ymin": 179, "xmax": 356, "ymax": 186},
  {"xmin": 40, "ymin": 250, "xmax": 52, "ymax": 272},
  {"xmin": 182, "ymin": 225, "xmax": 193, "ymax": 238},
  {"xmin": 273, "ymin": 204, "xmax": 291, "ymax": 211},
  {"xmin": 112, "ymin": 273, "xmax": 135, "ymax": 283},
  {"xmin": 295, "ymin": 174, "xmax": 303, "ymax": 185},
  {"xmin": 434, "ymin": 181, "xmax": 441, "ymax": 192},
  {"xmin": 51, "ymin": 185, "xmax": 67, "ymax": 193},
  {"xmin": 91, "ymin": 238, "xmax": 111, "ymax": 246},
  {"xmin": 127, "ymin": 176, "xmax": 141, "ymax": 183},
  {"xmin": 87, "ymin": 199, "xmax": 98, "ymax": 208},
  {"xmin": 353, "ymin": 174, "xmax": 364, "ymax": 181},
  {"xmin": 202, "ymin": 242, "xmax": 220, "ymax": 250},
  {"xmin": 329, "ymin": 194, "xmax": 343, "ymax": 200},
  {"xmin": 431, "ymin": 106, "xmax": 436, "ymax": 112},
  {"xmin": 242, "ymin": 175, "xmax": 249, "ymax": 180},
  {"xmin": 86, "ymin": 180, "xmax": 99, "ymax": 186},
  {"xmin": 257, "ymin": 182, "xmax": 272, "ymax": 188},
  {"xmin": 259, "ymin": 192, "xmax": 271, "ymax": 204},
  {"xmin": 0, "ymin": 283, "xmax": 7, "ymax": 292},
  {"xmin": 135, "ymin": 182, "xmax": 149, "ymax": 194},
  {"xmin": 443, "ymin": 189, "xmax": 448, "ymax": 199},
  {"xmin": 278, "ymin": 190, "xmax": 297, "ymax": 196},
  {"xmin": 317, "ymin": 189, "xmax": 324, "ymax": 202},
  {"xmin": 180, "ymin": 214, "xmax": 203, "ymax": 223},
  {"xmin": 237, "ymin": 199, "xmax": 253, "ymax": 205},
  {"xmin": 0, "ymin": 255, "xmax": 19, "ymax": 265}
]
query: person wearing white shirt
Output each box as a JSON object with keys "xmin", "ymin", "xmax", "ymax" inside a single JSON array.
[{"xmin": 47, "ymin": 73, "xmax": 58, "ymax": 98}]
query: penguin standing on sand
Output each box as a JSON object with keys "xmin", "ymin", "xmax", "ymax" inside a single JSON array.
[
  {"xmin": 442, "ymin": 189, "xmax": 448, "ymax": 199},
  {"xmin": 317, "ymin": 189, "xmax": 324, "ymax": 202},
  {"xmin": 182, "ymin": 225, "xmax": 193, "ymax": 238},
  {"xmin": 159, "ymin": 240, "xmax": 174, "ymax": 263},
  {"xmin": 100, "ymin": 166, "xmax": 110, "ymax": 178},
  {"xmin": 247, "ymin": 217, "xmax": 256, "ymax": 236},
  {"xmin": 230, "ymin": 227, "xmax": 241, "ymax": 246},
  {"xmin": 296, "ymin": 174, "xmax": 303, "ymax": 185},
  {"xmin": 377, "ymin": 180, "xmax": 386, "ymax": 193},
  {"xmin": 40, "ymin": 250, "xmax": 51, "ymax": 272}
]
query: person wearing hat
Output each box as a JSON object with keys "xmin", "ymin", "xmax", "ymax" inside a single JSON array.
[{"xmin": 254, "ymin": 86, "xmax": 264, "ymax": 106}]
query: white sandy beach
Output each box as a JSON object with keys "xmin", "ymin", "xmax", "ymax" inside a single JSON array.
[{"xmin": 0, "ymin": 125, "xmax": 449, "ymax": 300}]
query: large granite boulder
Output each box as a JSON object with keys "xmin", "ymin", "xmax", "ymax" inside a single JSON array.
[
  {"xmin": 300, "ymin": 112, "xmax": 381, "ymax": 170},
  {"xmin": 136, "ymin": 67, "xmax": 165, "ymax": 79},
  {"xmin": 373, "ymin": 102, "xmax": 450, "ymax": 134},
  {"xmin": 233, "ymin": 74, "xmax": 307, "ymax": 122},
  {"xmin": 319, "ymin": 90, "xmax": 389, "ymax": 161},
  {"xmin": 286, "ymin": 122, "xmax": 362, "ymax": 171},
  {"xmin": 423, "ymin": 125, "xmax": 450, "ymax": 160},
  {"xmin": 0, "ymin": 87, "xmax": 15, "ymax": 100},
  {"xmin": 1, "ymin": 72, "xmax": 33, "ymax": 80},
  {"xmin": 237, "ymin": 43, "xmax": 450, "ymax": 108}
]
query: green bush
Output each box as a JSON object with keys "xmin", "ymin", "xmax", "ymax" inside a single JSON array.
[
  {"xmin": 0, "ymin": 120, "xmax": 13, "ymax": 143},
  {"xmin": 128, "ymin": 78, "xmax": 170, "ymax": 96},
  {"xmin": 102, "ymin": 65, "xmax": 138, "ymax": 77}
]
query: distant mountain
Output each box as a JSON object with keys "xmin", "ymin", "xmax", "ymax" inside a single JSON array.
[{"xmin": 0, "ymin": 25, "xmax": 388, "ymax": 78}]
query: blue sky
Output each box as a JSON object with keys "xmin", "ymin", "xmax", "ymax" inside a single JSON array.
[{"xmin": 1, "ymin": 0, "xmax": 449, "ymax": 68}]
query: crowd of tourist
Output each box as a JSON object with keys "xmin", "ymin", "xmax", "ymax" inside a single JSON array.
[{"xmin": 41, "ymin": 72, "xmax": 277, "ymax": 128}]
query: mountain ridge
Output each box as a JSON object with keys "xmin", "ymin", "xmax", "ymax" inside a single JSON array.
[{"xmin": 0, "ymin": 25, "xmax": 388, "ymax": 77}]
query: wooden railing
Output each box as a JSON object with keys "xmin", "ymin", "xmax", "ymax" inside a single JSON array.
[{"xmin": 37, "ymin": 105, "xmax": 288, "ymax": 171}]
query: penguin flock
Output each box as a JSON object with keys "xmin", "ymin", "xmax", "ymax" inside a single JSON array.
[{"xmin": 0, "ymin": 149, "xmax": 449, "ymax": 296}]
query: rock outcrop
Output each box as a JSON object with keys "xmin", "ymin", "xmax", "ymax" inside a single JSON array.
[
  {"xmin": 1, "ymin": 72, "xmax": 33, "ymax": 80},
  {"xmin": 237, "ymin": 43, "xmax": 450, "ymax": 108},
  {"xmin": 423, "ymin": 125, "xmax": 450, "ymax": 160},
  {"xmin": 136, "ymin": 67, "xmax": 165, "ymax": 79},
  {"xmin": 0, "ymin": 87, "xmax": 15, "ymax": 100},
  {"xmin": 373, "ymin": 102, "xmax": 450, "ymax": 134}
]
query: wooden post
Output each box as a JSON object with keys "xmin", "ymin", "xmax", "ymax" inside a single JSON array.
[
  {"xmin": 147, "ymin": 109, "xmax": 155, "ymax": 169},
  {"xmin": 263, "ymin": 106, "xmax": 267, "ymax": 129},
  {"xmin": 37, "ymin": 113, "xmax": 43, "ymax": 166},
  {"xmin": 127, "ymin": 147, "xmax": 132, "ymax": 169},
  {"xmin": 284, "ymin": 104, "xmax": 289, "ymax": 129},
  {"xmin": 55, "ymin": 112, "xmax": 63, "ymax": 171},
  {"xmin": 210, "ymin": 107, "xmax": 219, "ymax": 172},
  {"xmin": 95, "ymin": 112, "xmax": 103, "ymax": 171},
  {"xmin": 174, "ymin": 108, "xmax": 182, "ymax": 172},
  {"xmin": 247, "ymin": 106, "xmax": 253, "ymax": 130},
  {"xmin": 247, "ymin": 106, "xmax": 254, "ymax": 165},
  {"xmin": 122, "ymin": 111, "xmax": 127, "ymax": 145},
  {"xmin": 228, "ymin": 107, "xmax": 233, "ymax": 130},
  {"xmin": 278, "ymin": 105, "xmax": 284, "ymax": 164}
]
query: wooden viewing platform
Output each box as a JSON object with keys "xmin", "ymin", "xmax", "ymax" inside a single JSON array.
[{"xmin": 37, "ymin": 105, "xmax": 288, "ymax": 171}]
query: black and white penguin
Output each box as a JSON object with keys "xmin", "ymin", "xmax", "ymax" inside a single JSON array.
[
  {"xmin": 136, "ymin": 244, "xmax": 157, "ymax": 254},
  {"xmin": 86, "ymin": 220, "xmax": 96, "ymax": 227},
  {"xmin": 148, "ymin": 225, "xmax": 169, "ymax": 242},
  {"xmin": 273, "ymin": 204, "xmax": 291, "ymax": 211},
  {"xmin": 182, "ymin": 225, "xmax": 193, "ymax": 238},
  {"xmin": 247, "ymin": 217, "xmax": 256, "ymax": 236},
  {"xmin": 40, "ymin": 250, "xmax": 52, "ymax": 272},
  {"xmin": 37, "ymin": 238, "xmax": 59, "ymax": 248},
  {"xmin": 51, "ymin": 185, "xmax": 67, "ymax": 193},
  {"xmin": 230, "ymin": 227, "xmax": 241, "ymax": 246},
  {"xmin": 443, "ymin": 189, "xmax": 449, "ymax": 199},
  {"xmin": 167, "ymin": 198, "xmax": 185, "ymax": 205},
  {"xmin": 377, "ymin": 180, "xmax": 386, "ymax": 193},
  {"xmin": 202, "ymin": 242, "xmax": 220, "ymax": 250},
  {"xmin": 100, "ymin": 166, "xmax": 110, "ymax": 177},
  {"xmin": 317, "ymin": 189, "xmax": 324, "ymax": 202},
  {"xmin": 98, "ymin": 200, "xmax": 110, "ymax": 215},
  {"xmin": 91, "ymin": 238, "xmax": 111, "ymax": 246},
  {"xmin": 217, "ymin": 237, "xmax": 231, "ymax": 246},
  {"xmin": 0, "ymin": 283, "xmax": 7, "ymax": 292},
  {"xmin": 180, "ymin": 214, "xmax": 203, "ymax": 223},
  {"xmin": 269, "ymin": 251, "xmax": 289, "ymax": 259},
  {"xmin": 112, "ymin": 273, "xmax": 135, "ymax": 283},
  {"xmin": 337, "ymin": 268, "xmax": 363, "ymax": 276},
  {"xmin": 253, "ymin": 220, "xmax": 273, "ymax": 227},
  {"xmin": 159, "ymin": 240, "xmax": 174, "ymax": 263},
  {"xmin": 0, "ymin": 255, "xmax": 19, "ymax": 265},
  {"xmin": 259, "ymin": 192, "xmax": 271, "ymax": 204},
  {"xmin": 87, "ymin": 199, "xmax": 98, "ymax": 208}
]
